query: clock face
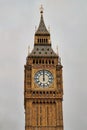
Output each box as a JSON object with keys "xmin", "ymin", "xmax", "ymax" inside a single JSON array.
[{"xmin": 34, "ymin": 70, "xmax": 54, "ymax": 88}]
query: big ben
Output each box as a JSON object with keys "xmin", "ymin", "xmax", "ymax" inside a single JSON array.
[{"xmin": 24, "ymin": 6, "xmax": 64, "ymax": 130}]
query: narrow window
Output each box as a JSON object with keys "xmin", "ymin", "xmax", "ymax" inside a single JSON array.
[
  {"xmin": 47, "ymin": 106, "xmax": 49, "ymax": 125},
  {"xmin": 46, "ymin": 39, "xmax": 48, "ymax": 43},
  {"xmin": 38, "ymin": 39, "xmax": 39, "ymax": 43},
  {"xmin": 52, "ymin": 60, "xmax": 54, "ymax": 64},
  {"xmin": 49, "ymin": 60, "xmax": 51, "ymax": 64},
  {"xmin": 33, "ymin": 59, "xmax": 35, "ymax": 64},
  {"xmin": 36, "ymin": 60, "xmax": 38, "ymax": 64},
  {"xmin": 36, "ymin": 106, "xmax": 38, "ymax": 125},
  {"xmin": 39, "ymin": 59, "xmax": 41, "ymax": 64},
  {"xmin": 40, "ymin": 116, "xmax": 42, "ymax": 125}
]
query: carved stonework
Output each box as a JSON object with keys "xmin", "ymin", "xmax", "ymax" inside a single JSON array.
[{"xmin": 24, "ymin": 7, "xmax": 64, "ymax": 130}]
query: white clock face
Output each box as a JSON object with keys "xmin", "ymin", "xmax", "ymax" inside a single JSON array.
[{"xmin": 34, "ymin": 70, "xmax": 54, "ymax": 88}]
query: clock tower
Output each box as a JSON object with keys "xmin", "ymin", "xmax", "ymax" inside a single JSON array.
[{"xmin": 24, "ymin": 6, "xmax": 64, "ymax": 130}]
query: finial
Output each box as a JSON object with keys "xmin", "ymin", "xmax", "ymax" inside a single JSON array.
[
  {"xmin": 28, "ymin": 45, "xmax": 30, "ymax": 55},
  {"xmin": 58, "ymin": 57, "xmax": 61, "ymax": 65},
  {"xmin": 48, "ymin": 26, "xmax": 50, "ymax": 32},
  {"xmin": 40, "ymin": 5, "xmax": 44, "ymax": 14},
  {"xmin": 35, "ymin": 26, "xmax": 37, "ymax": 32},
  {"xmin": 57, "ymin": 45, "xmax": 59, "ymax": 55}
]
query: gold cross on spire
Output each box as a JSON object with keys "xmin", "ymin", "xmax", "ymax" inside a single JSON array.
[{"xmin": 40, "ymin": 5, "xmax": 44, "ymax": 14}]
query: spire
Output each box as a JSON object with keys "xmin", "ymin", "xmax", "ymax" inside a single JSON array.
[{"xmin": 35, "ymin": 5, "xmax": 50, "ymax": 35}]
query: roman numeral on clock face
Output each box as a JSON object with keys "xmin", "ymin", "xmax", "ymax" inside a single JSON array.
[{"xmin": 34, "ymin": 70, "xmax": 54, "ymax": 88}]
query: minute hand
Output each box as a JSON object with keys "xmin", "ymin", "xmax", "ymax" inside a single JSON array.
[{"xmin": 43, "ymin": 70, "xmax": 45, "ymax": 81}]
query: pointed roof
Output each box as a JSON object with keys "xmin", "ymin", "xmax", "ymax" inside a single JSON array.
[
  {"xmin": 35, "ymin": 6, "xmax": 50, "ymax": 35},
  {"xmin": 29, "ymin": 45, "xmax": 58, "ymax": 58}
]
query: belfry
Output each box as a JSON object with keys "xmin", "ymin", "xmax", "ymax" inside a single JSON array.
[{"xmin": 24, "ymin": 6, "xmax": 64, "ymax": 130}]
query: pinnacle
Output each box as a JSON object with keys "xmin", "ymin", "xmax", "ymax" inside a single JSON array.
[{"xmin": 35, "ymin": 7, "xmax": 50, "ymax": 35}]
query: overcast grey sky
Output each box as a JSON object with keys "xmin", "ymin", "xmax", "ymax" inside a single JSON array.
[{"xmin": 0, "ymin": 0, "xmax": 87, "ymax": 130}]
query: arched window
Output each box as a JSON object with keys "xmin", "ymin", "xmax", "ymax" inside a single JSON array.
[
  {"xmin": 49, "ymin": 60, "xmax": 51, "ymax": 64},
  {"xmin": 36, "ymin": 60, "xmax": 38, "ymax": 64},
  {"xmin": 53, "ymin": 92, "xmax": 55, "ymax": 94},
  {"xmin": 38, "ymin": 39, "xmax": 39, "ymax": 43},
  {"xmin": 50, "ymin": 91, "xmax": 52, "ymax": 94},
  {"xmin": 33, "ymin": 59, "xmax": 35, "ymax": 64},
  {"xmin": 42, "ymin": 60, "xmax": 44, "ymax": 64},
  {"xmin": 44, "ymin": 39, "xmax": 45, "ymax": 43},
  {"xmin": 46, "ymin": 60, "xmax": 47, "ymax": 64},
  {"xmin": 46, "ymin": 39, "xmax": 48, "ymax": 43},
  {"xmin": 39, "ymin": 60, "xmax": 41, "ymax": 64},
  {"xmin": 52, "ymin": 60, "xmax": 54, "ymax": 64},
  {"xmin": 47, "ymin": 91, "xmax": 48, "ymax": 94}
]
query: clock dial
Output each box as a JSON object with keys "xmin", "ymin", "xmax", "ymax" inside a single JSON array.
[{"xmin": 34, "ymin": 70, "xmax": 54, "ymax": 88}]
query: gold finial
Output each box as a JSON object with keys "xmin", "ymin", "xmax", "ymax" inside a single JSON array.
[{"xmin": 40, "ymin": 5, "xmax": 44, "ymax": 14}]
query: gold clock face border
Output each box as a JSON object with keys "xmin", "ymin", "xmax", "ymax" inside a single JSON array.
[{"xmin": 32, "ymin": 68, "xmax": 57, "ymax": 90}]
